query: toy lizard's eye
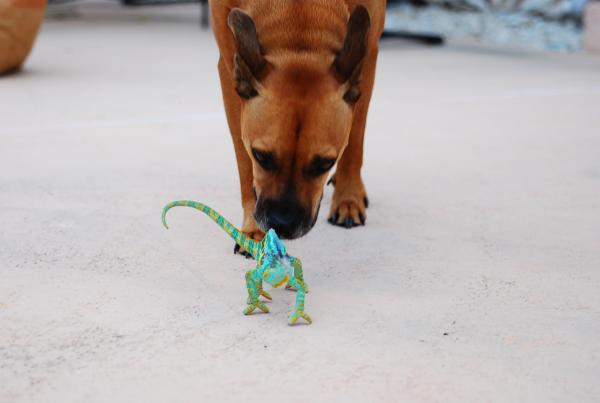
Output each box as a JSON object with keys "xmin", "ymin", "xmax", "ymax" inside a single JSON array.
[
  {"xmin": 304, "ymin": 156, "xmax": 336, "ymax": 178},
  {"xmin": 252, "ymin": 148, "xmax": 277, "ymax": 172}
]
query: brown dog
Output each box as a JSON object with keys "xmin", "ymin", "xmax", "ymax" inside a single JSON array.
[{"xmin": 209, "ymin": 0, "xmax": 385, "ymax": 250}]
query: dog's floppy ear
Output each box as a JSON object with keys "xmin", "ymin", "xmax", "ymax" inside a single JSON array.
[
  {"xmin": 334, "ymin": 6, "xmax": 371, "ymax": 104},
  {"xmin": 228, "ymin": 8, "xmax": 266, "ymax": 99}
]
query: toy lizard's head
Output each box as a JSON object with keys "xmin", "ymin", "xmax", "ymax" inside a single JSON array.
[{"xmin": 261, "ymin": 229, "xmax": 295, "ymax": 288}]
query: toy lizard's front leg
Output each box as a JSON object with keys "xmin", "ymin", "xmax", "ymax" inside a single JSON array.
[
  {"xmin": 288, "ymin": 278, "xmax": 311, "ymax": 325},
  {"xmin": 287, "ymin": 259, "xmax": 312, "ymax": 325},
  {"xmin": 285, "ymin": 256, "xmax": 308, "ymax": 292},
  {"xmin": 244, "ymin": 269, "xmax": 269, "ymax": 315}
]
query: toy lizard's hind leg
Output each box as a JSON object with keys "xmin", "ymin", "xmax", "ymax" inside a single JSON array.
[
  {"xmin": 243, "ymin": 270, "xmax": 269, "ymax": 315},
  {"xmin": 288, "ymin": 278, "xmax": 312, "ymax": 325}
]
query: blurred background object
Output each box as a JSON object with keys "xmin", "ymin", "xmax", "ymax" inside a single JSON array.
[
  {"xmin": 0, "ymin": 0, "xmax": 47, "ymax": 74},
  {"xmin": 36, "ymin": 0, "xmax": 596, "ymax": 52},
  {"xmin": 385, "ymin": 0, "xmax": 587, "ymax": 51},
  {"xmin": 584, "ymin": 0, "xmax": 600, "ymax": 52}
]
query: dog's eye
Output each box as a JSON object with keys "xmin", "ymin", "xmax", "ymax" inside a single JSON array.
[
  {"xmin": 252, "ymin": 148, "xmax": 277, "ymax": 172},
  {"xmin": 305, "ymin": 156, "xmax": 336, "ymax": 178}
]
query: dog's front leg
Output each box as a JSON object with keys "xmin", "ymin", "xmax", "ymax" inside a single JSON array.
[
  {"xmin": 328, "ymin": 47, "xmax": 379, "ymax": 229},
  {"xmin": 218, "ymin": 56, "xmax": 265, "ymax": 255}
]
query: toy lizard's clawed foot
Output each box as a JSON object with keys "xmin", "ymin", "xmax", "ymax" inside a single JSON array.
[
  {"xmin": 247, "ymin": 290, "xmax": 271, "ymax": 303},
  {"xmin": 258, "ymin": 289, "xmax": 272, "ymax": 301},
  {"xmin": 244, "ymin": 301, "xmax": 269, "ymax": 315},
  {"xmin": 285, "ymin": 283, "xmax": 309, "ymax": 293},
  {"xmin": 289, "ymin": 310, "xmax": 312, "ymax": 325}
]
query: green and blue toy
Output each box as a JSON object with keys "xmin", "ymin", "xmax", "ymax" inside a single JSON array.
[{"xmin": 162, "ymin": 200, "xmax": 312, "ymax": 325}]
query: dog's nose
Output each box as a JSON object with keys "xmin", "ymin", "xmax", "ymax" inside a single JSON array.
[
  {"xmin": 262, "ymin": 199, "xmax": 307, "ymax": 239},
  {"xmin": 270, "ymin": 209, "xmax": 295, "ymax": 227}
]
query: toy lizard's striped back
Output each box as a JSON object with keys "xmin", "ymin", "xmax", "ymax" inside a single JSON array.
[{"xmin": 162, "ymin": 200, "xmax": 261, "ymax": 259}]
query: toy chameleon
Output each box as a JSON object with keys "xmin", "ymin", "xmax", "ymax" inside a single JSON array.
[{"xmin": 162, "ymin": 200, "xmax": 312, "ymax": 325}]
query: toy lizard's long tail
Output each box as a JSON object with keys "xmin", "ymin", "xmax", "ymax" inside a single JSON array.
[{"xmin": 162, "ymin": 200, "xmax": 260, "ymax": 259}]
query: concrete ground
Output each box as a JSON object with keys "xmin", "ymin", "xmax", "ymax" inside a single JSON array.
[{"xmin": 1, "ymin": 4, "xmax": 600, "ymax": 403}]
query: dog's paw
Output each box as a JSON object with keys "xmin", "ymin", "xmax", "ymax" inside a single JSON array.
[
  {"xmin": 328, "ymin": 178, "xmax": 368, "ymax": 228},
  {"xmin": 233, "ymin": 228, "xmax": 265, "ymax": 259}
]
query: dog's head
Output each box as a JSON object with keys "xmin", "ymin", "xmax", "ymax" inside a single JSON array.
[{"xmin": 228, "ymin": 6, "xmax": 370, "ymax": 239}]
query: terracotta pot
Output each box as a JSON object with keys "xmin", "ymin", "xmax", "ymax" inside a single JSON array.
[
  {"xmin": 0, "ymin": 0, "xmax": 47, "ymax": 74},
  {"xmin": 584, "ymin": 1, "xmax": 600, "ymax": 53}
]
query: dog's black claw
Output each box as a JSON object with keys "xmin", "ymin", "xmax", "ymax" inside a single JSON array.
[
  {"xmin": 328, "ymin": 212, "xmax": 339, "ymax": 224},
  {"xmin": 359, "ymin": 213, "xmax": 366, "ymax": 225},
  {"xmin": 344, "ymin": 218, "xmax": 354, "ymax": 228},
  {"xmin": 234, "ymin": 243, "xmax": 254, "ymax": 259},
  {"xmin": 364, "ymin": 197, "xmax": 369, "ymax": 208}
]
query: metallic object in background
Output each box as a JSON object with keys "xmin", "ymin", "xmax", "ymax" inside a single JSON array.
[
  {"xmin": 380, "ymin": 30, "xmax": 445, "ymax": 44},
  {"xmin": 47, "ymin": 0, "xmax": 210, "ymax": 28},
  {"xmin": 120, "ymin": 0, "xmax": 208, "ymax": 27}
]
